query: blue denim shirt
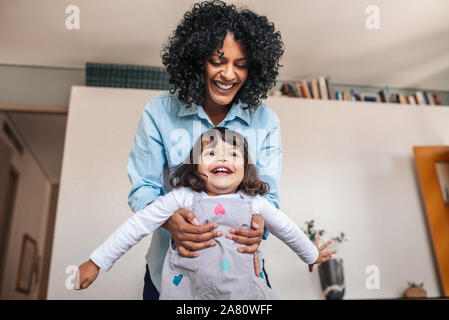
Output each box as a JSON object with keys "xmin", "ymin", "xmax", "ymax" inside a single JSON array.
[{"xmin": 127, "ymin": 91, "xmax": 282, "ymax": 291}]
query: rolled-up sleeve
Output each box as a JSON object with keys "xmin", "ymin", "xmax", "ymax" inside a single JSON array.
[{"xmin": 127, "ymin": 101, "xmax": 167, "ymax": 212}]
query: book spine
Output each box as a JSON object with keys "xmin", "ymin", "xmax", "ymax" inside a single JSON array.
[{"xmin": 318, "ymin": 76, "xmax": 329, "ymax": 100}]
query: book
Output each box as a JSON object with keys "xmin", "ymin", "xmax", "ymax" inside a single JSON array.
[
  {"xmin": 325, "ymin": 76, "xmax": 333, "ymax": 99},
  {"xmin": 318, "ymin": 76, "xmax": 329, "ymax": 100},
  {"xmin": 398, "ymin": 93, "xmax": 408, "ymax": 104},
  {"xmin": 433, "ymin": 93, "xmax": 441, "ymax": 105},
  {"xmin": 311, "ymin": 79, "xmax": 320, "ymax": 99},
  {"xmin": 281, "ymin": 84, "xmax": 293, "ymax": 97},
  {"xmin": 390, "ymin": 94, "xmax": 399, "ymax": 104},
  {"xmin": 291, "ymin": 82, "xmax": 301, "ymax": 97},
  {"xmin": 288, "ymin": 83, "xmax": 298, "ymax": 97},
  {"xmin": 300, "ymin": 80, "xmax": 311, "ymax": 98},
  {"xmin": 408, "ymin": 95, "xmax": 417, "ymax": 105},
  {"xmin": 414, "ymin": 91, "xmax": 425, "ymax": 105},
  {"xmin": 350, "ymin": 89, "xmax": 356, "ymax": 101},
  {"xmin": 423, "ymin": 91, "xmax": 430, "ymax": 105},
  {"xmin": 344, "ymin": 91, "xmax": 352, "ymax": 101}
]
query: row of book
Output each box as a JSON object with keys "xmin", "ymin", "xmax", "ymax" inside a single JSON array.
[{"xmin": 280, "ymin": 77, "xmax": 443, "ymax": 106}]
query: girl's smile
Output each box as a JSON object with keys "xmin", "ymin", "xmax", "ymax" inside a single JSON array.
[{"xmin": 198, "ymin": 138, "xmax": 244, "ymax": 196}]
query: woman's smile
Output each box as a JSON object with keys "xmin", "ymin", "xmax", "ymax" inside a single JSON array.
[
  {"xmin": 204, "ymin": 32, "xmax": 248, "ymax": 108},
  {"xmin": 211, "ymin": 80, "xmax": 238, "ymax": 95}
]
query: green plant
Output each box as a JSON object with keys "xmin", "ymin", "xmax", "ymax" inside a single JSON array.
[{"xmin": 302, "ymin": 220, "xmax": 348, "ymax": 244}]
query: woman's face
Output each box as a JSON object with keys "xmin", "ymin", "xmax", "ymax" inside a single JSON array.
[
  {"xmin": 204, "ymin": 32, "xmax": 249, "ymax": 108},
  {"xmin": 197, "ymin": 138, "xmax": 245, "ymax": 196}
]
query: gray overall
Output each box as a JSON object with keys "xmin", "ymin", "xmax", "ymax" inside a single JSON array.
[{"xmin": 159, "ymin": 191, "xmax": 279, "ymax": 300}]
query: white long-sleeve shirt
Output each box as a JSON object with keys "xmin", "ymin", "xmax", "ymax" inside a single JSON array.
[{"xmin": 89, "ymin": 187, "xmax": 319, "ymax": 272}]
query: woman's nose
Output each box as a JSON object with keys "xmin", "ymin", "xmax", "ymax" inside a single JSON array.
[{"xmin": 222, "ymin": 64, "xmax": 236, "ymax": 80}]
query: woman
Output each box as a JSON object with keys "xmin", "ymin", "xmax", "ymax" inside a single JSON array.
[{"xmin": 127, "ymin": 0, "xmax": 284, "ymax": 299}]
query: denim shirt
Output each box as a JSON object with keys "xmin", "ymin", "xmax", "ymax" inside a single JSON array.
[{"xmin": 126, "ymin": 91, "xmax": 282, "ymax": 291}]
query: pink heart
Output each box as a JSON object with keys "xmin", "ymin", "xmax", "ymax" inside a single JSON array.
[{"xmin": 214, "ymin": 203, "xmax": 226, "ymax": 215}]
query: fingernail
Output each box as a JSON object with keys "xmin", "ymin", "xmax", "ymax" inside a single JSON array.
[
  {"xmin": 193, "ymin": 252, "xmax": 199, "ymax": 257},
  {"xmin": 216, "ymin": 231, "xmax": 223, "ymax": 236},
  {"xmin": 193, "ymin": 218, "xmax": 200, "ymax": 226},
  {"xmin": 237, "ymin": 248, "xmax": 243, "ymax": 253},
  {"xmin": 253, "ymin": 223, "xmax": 259, "ymax": 229},
  {"xmin": 229, "ymin": 228, "xmax": 235, "ymax": 233},
  {"xmin": 226, "ymin": 234, "xmax": 233, "ymax": 240},
  {"xmin": 210, "ymin": 241, "xmax": 217, "ymax": 246}
]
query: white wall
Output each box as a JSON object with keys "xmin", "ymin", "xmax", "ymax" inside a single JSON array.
[
  {"xmin": 48, "ymin": 86, "xmax": 448, "ymax": 299},
  {"xmin": 0, "ymin": 113, "xmax": 52, "ymax": 299}
]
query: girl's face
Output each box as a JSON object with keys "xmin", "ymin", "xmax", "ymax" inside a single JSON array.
[
  {"xmin": 197, "ymin": 138, "xmax": 245, "ymax": 196},
  {"xmin": 204, "ymin": 32, "xmax": 249, "ymax": 109}
]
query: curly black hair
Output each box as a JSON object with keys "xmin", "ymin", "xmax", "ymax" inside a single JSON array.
[{"xmin": 161, "ymin": 0, "xmax": 284, "ymax": 110}]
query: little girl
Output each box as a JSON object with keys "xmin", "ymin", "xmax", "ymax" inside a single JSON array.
[{"xmin": 77, "ymin": 127, "xmax": 336, "ymax": 299}]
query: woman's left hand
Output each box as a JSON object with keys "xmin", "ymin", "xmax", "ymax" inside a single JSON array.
[{"xmin": 226, "ymin": 214, "xmax": 265, "ymax": 277}]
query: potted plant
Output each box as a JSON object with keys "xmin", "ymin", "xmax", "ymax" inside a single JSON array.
[
  {"xmin": 302, "ymin": 220, "xmax": 348, "ymax": 300},
  {"xmin": 403, "ymin": 282, "xmax": 427, "ymax": 299}
]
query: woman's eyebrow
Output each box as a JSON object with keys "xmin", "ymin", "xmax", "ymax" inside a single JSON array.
[{"xmin": 211, "ymin": 54, "xmax": 248, "ymax": 61}]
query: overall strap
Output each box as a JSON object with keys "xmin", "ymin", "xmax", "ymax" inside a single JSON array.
[{"xmin": 191, "ymin": 189, "xmax": 203, "ymax": 214}]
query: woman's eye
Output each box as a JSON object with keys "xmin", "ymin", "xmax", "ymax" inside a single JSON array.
[
  {"xmin": 208, "ymin": 151, "xmax": 215, "ymax": 156},
  {"xmin": 231, "ymin": 152, "xmax": 239, "ymax": 157}
]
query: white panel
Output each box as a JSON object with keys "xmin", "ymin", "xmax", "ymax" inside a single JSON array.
[{"xmin": 48, "ymin": 87, "xmax": 449, "ymax": 299}]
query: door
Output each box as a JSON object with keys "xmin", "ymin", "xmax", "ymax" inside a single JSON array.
[{"xmin": 0, "ymin": 139, "xmax": 19, "ymax": 297}]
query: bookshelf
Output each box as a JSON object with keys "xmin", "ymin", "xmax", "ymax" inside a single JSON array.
[{"xmin": 275, "ymin": 76, "xmax": 448, "ymax": 107}]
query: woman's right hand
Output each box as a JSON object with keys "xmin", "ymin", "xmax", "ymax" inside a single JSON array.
[
  {"xmin": 162, "ymin": 208, "xmax": 221, "ymax": 258},
  {"xmin": 75, "ymin": 259, "xmax": 100, "ymax": 290}
]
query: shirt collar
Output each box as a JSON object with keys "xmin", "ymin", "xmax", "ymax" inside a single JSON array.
[{"xmin": 177, "ymin": 99, "xmax": 251, "ymax": 126}]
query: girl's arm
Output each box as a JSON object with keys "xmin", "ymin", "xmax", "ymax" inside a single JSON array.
[
  {"xmin": 255, "ymin": 196, "xmax": 320, "ymax": 265},
  {"xmin": 88, "ymin": 188, "xmax": 189, "ymax": 272}
]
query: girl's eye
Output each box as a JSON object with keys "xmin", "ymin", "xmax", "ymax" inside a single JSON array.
[
  {"xmin": 208, "ymin": 151, "xmax": 215, "ymax": 156},
  {"xmin": 231, "ymin": 152, "xmax": 239, "ymax": 157}
]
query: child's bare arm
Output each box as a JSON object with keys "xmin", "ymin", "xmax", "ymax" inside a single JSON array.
[{"xmin": 75, "ymin": 259, "xmax": 100, "ymax": 290}]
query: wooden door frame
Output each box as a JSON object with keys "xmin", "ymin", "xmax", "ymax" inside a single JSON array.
[{"xmin": 413, "ymin": 146, "xmax": 449, "ymax": 297}]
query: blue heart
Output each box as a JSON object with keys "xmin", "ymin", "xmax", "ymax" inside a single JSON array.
[
  {"xmin": 173, "ymin": 274, "xmax": 183, "ymax": 286},
  {"xmin": 259, "ymin": 272, "xmax": 264, "ymax": 279},
  {"xmin": 222, "ymin": 258, "xmax": 231, "ymax": 271}
]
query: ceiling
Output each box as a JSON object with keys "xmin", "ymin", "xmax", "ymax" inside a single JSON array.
[{"xmin": 1, "ymin": 0, "xmax": 449, "ymax": 91}]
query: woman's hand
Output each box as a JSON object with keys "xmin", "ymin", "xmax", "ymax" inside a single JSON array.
[
  {"xmin": 75, "ymin": 259, "xmax": 100, "ymax": 289},
  {"xmin": 226, "ymin": 214, "xmax": 265, "ymax": 277},
  {"xmin": 162, "ymin": 208, "xmax": 222, "ymax": 258},
  {"xmin": 308, "ymin": 236, "xmax": 337, "ymax": 272}
]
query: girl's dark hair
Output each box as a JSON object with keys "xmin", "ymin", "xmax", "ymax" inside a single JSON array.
[
  {"xmin": 161, "ymin": 0, "xmax": 284, "ymax": 110},
  {"xmin": 169, "ymin": 127, "xmax": 269, "ymax": 196}
]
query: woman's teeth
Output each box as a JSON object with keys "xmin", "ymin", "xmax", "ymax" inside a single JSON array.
[{"xmin": 214, "ymin": 81, "xmax": 234, "ymax": 90}]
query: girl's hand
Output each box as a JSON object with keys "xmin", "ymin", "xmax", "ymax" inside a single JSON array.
[
  {"xmin": 75, "ymin": 259, "xmax": 100, "ymax": 289},
  {"xmin": 308, "ymin": 236, "xmax": 337, "ymax": 272},
  {"xmin": 226, "ymin": 214, "xmax": 265, "ymax": 277},
  {"xmin": 162, "ymin": 208, "xmax": 221, "ymax": 258}
]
